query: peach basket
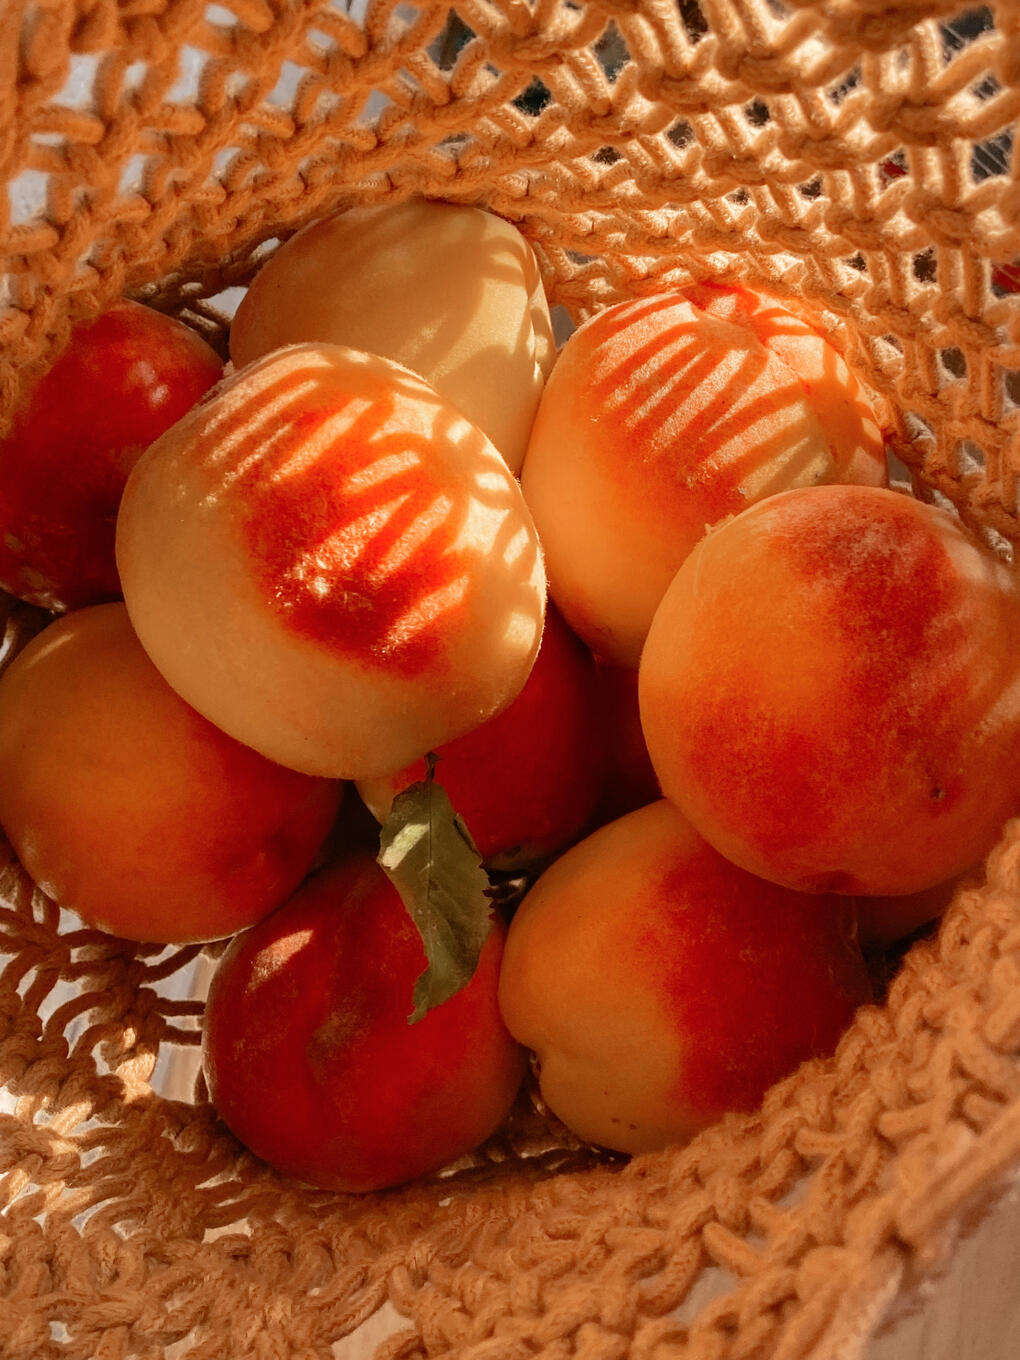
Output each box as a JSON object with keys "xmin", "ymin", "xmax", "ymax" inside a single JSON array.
[{"xmin": 2, "ymin": 2, "xmax": 1020, "ymax": 1358}]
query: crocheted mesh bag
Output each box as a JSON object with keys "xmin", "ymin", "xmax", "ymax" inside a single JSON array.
[{"xmin": 3, "ymin": 2, "xmax": 1020, "ymax": 1357}]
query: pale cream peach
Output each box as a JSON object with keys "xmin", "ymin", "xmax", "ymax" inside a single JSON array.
[{"xmin": 231, "ymin": 199, "xmax": 556, "ymax": 472}]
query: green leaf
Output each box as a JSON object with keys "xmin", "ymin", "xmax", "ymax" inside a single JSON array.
[{"xmin": 377, "ymin": 759, "xmax": 494, "ymax": 1025}]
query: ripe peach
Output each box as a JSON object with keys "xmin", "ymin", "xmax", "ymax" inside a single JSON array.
[
  {"xmin": 0, "ymin": 603, "xmax": 342, "ymax": 943},
  {"xmin": 0, "ymin": 300, "xmax": 221, "ymax": 611},
  {"xmin": 520, "ymin": 286, "xmax": 886, "ymax": 665},
  {"xmin": 589, "ymin": 661, "xmax": 661, "ymax": 826},
  {"xmin": 357, "ymin": 603, "xmax": 604, "ymax": 872},
  {"xmin": 202, "ymin": 852, "xmax": 525, "ymax": 1192},
  {"xmin": 853, "ymin": 873, "xmax": 969, "ymax": 950},
  {"xmin": 116, "ymin": 344, "xmax": 546, "ymax": 779},
  {"xmin": 230, "ymin": 199, "xmax": 556, "ymax": 472},
  {"xmin": 640, "ymin": 484, "xmax": 1020, "ymax": 896},
  {"xmin": 498, "ymin": 800, "xmax": 871, "ymax": 1154}
]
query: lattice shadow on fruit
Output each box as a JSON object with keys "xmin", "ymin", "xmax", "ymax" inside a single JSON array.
[
  {"xmin": 181, "ymin": 355, "xmax": 542, "ymax": 679},
  {"xmin": 586, "ymin": 296, "xmax": 862, "ymax": 516}
]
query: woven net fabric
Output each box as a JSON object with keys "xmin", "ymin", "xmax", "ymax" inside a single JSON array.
[{"xmin": 2, "ymin": 1, "xmax": 1020, "ymax": 1357}]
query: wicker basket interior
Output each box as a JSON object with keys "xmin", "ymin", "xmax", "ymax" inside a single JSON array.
[{"xmin": 2, "ymin": 3, "xmax": 1020, "ymax": 1358}]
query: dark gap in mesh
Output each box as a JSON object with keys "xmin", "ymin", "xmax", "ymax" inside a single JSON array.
[
  {"xmin": 913, "ymin": 248, "xmax": 937, "ymax": 282},
  {"xmin": 595, "ymin": 21, "xmax": 629, "ymax": 82},
  {"xmin": 567, "ymin": 250, "xmax": 597, "ymax": 265},
  {"xmin": 677, "ymin": 0, "xmax": 708, "ymax": 44},
  {"xmin": 429, "ymin": 11, "xmax": 475, "ymax": 70},
  {"xmin": 887, "ymin": 450, "xmax": 912, "ymax": 484},
  {"xmin": 973, "ymin": 72, "xmax": 1000, "ymax": 100},
  {"xmin": 798, "ymin": 176, "xmax": 822, "ymax": 199},
  {"xmin": 845, "ymin": 253, "xmax": 867, "ymax": 272},
  {"xmin": 763, "ymin": 0, "xmax": 789, "ymax": 17},
  {"xmin": 990, "ymin": 260, "xmax": 1020, "ymax": 296},
  {"xmin": 1004, "ymin": 368, "xmax": 1020, "ymax": 408},
  {"xmin": 727, "ymin": 187, "xmax": 750, "ymax": 204},
  {"xmin": 592, "ymin": 145, "xmax": 622, "ymax": 164},
  {"xmin": 550, "ymin": 305, "xmax": 575, "ymax": 348},
  {"xmin": 881, "ymin": 333, "xmax": 904, "ymax": 354},
  {"xmin": 878, "ymin": 149, "xmax": 908, "ymax": 188},
  {"xmin": 828, "ymin": 65, "xmax": 861, "ymax": 106},
  {"xmin": 939, "ymin": 7, "xmax": 994, "ymax": 65},
  {"xmin": 514, "ymin": 79, "xmax": 551, "ymax": 116},
  {"xmin": 939, "ymin": 347, "xmax": 967, "ymax": 380},
  {"xmin": 971, "ymin": 128, "xmax": 1011, "ymax": 183},
  {"xmin": 667, "ymin": 120, "xmax": 693, "ymax": 148},
  {"xmin": 744, "ymin": 99, "xmax": 770, "ymax": 127}
]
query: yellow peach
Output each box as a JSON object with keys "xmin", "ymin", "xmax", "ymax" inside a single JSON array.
[
  {"xmin": 116, "ymin": 344, "xmax": 546, "ymax": 779},
  {"xmin": 231, "ymin": 199, "xmax": 556, "ymax": 473},
  {"xmin": 499, "ymin": 800, "xmax": 871, "ymax": 1154},
  {"xmin": 520, "ymin": 286, "xmax": 886, "ymax": 665}
]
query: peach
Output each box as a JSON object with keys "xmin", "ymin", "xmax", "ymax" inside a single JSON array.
[
  {"xmin": 202, "ymin": 851, "xmax": 525, "ymax": 1192},
  {"xmin": 589, "ymin": 661, "xmax": 661, "ymax": 826},
  {"xmin": 357, "ymin": 603, "xmax": 604, "ymax": 872},
  {"xmin": 116, "ymin": 344, "xmax": 546, "ymax": 779},
  {"xmin": 0, "ymin": 604, "xmax": 342, "ymax": 943},
  {"xmin": 498, "ymin": 800, "xmax": 871, "ymax": 1154},
  {"xmin": 853, "ymin": 873, "xmax": 970, "ymax": 950},
  {"xmin": 0, "ymin": 300, "xmax": 221, "ymax": 611},
  {"xmin": 230, "ymin": 199, "xmax": 556, "ymax": 473},
  {"xmin": 640, "ymin": 484, "xmax": 1020, "ymax": 896},
  {"xmin": 520, "ymin": 286, "xmax": 886, "ymax": 665}
]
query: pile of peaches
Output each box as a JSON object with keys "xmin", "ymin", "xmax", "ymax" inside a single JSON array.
[{"xmin": 3, "ymin": 200, "xmax": 1019, "ymax": 1193}]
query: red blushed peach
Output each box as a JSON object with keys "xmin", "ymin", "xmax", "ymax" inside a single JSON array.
[
  {"xmin": 356, "ymin": 603, "xmax": 604, "ymax": 872},
  {"xmin": 853, "ymin": 872, "xmax": 972, "ymax": 950},
  {"xmin": 498, "ymin": 800, "xmax": 871, "ymax": 1154},
  {"xmin": 589, "ymin": 661, "xmax": 661, "ymax": 827},
  {"xmin": 0, "ymin": 300, "xmax": 221, "ymax": 611},
  {"xmin": 116, "ymin": 344, "xmax": 546, "ymax": 779},
  {"xmin": 230, "ymin": 199, "xmax": 556, "ymax": 473},
  {"xmin": 520, "ymin": 287, "xmax": 886, "ymax": 665},
  {"xmin": 202, "ymin": 852, "xmax": 525, "ymax": 1192},
  {"xmin": 0, "ymin": 604, "xmax": 342, "ymax": 943},
  {"xmin": 640, "ymin": 484, "xmax": 1020, "ymax": 896}
]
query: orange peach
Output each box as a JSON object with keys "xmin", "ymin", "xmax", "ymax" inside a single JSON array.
[
  {"xmin": 0, "ymin": 300, "xmax": 221, "ymax": 611},
  {"xmin": 498, "ymin": 800, "xmax": 871, "ymax": 1154},
  {"xmin": 0, "ymin": 604, "xmax": 342, "ymax": 942},
  {"xmin": 203, "ymin": 851, "xmax": 525, "ymax": 1192},
  {"xmin": 357, "ymin": 603, "xmax": 604, "ymax": 872},
  {"xmin": 116, "ymin": 344, "xmax": 546, "ymax": 779},
  {"xmin": 231, "ymin": 199, "xmax": 556, "ymax": 472},
  {"xmin": 853, "ymin": 873, "xmax": 970, "ymax": 949},
  {"xmin": 520, "ymin": 286, "xmax": 886, "ymax": 665},
  {"xmin": 640, "ymin": 485, "xmax": 1020, "ymax": 896}
]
